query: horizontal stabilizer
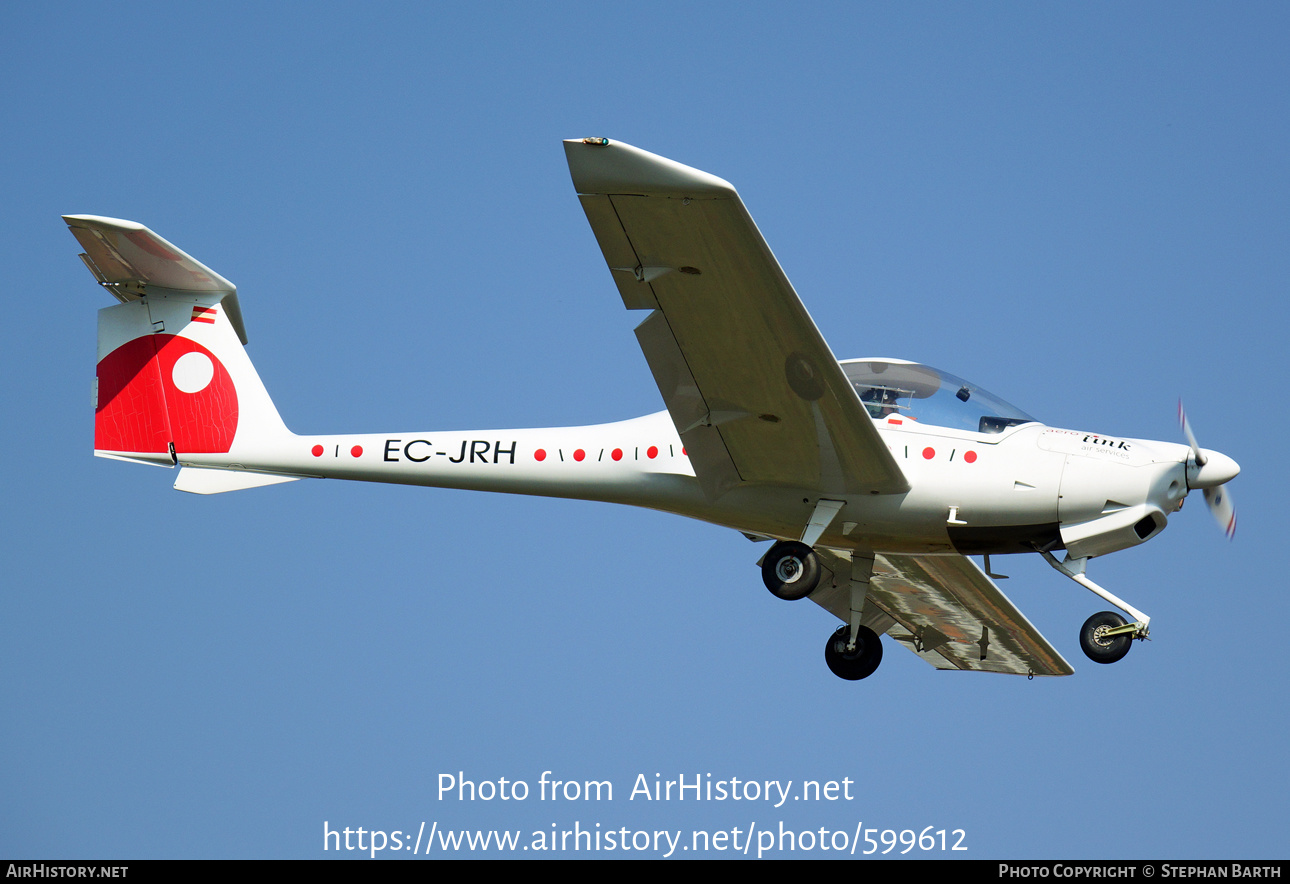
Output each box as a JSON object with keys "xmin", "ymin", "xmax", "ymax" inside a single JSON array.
[
  {"xmin": 174, "ymin": 467, "xmax": 300, "ymax": 495},
  {"xmin": 63, "ymin": 215, "xmax": 247, "ymax": 344}
]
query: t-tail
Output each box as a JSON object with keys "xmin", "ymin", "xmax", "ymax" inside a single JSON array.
[
  {"xmin": 68, "ymin": 215, "xmax": 300, "ymax": 493},
  {"xmin": 67, "ymin": 215, "xmax": 703, "ymax": 506}
]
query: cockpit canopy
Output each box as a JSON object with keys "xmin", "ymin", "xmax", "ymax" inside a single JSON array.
[{"xmin": 840, "ymin": 359, "xmax": 1038, "ymax": 435}]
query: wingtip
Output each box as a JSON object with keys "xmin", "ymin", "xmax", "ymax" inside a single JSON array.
[
  {"xmin": 62, "ymin": 214, "xmax": 147, "ymax": 231},
  {"xmin": 563, "ymin": 138, "xmax": 737, "ymax": 198}
]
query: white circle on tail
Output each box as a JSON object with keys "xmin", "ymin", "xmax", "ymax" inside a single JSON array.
[{"xmin": 172, "ymin": 350, "xmax": 215, "ymax": 393}]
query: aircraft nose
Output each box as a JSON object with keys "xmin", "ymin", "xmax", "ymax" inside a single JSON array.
[{"xmin": 1188, "ymin": 449, "xmax": 1240, "ymax": 489}]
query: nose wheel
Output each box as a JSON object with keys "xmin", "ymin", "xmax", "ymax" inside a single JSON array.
[
  {"xmin": 1079, "ymin": 611, "xmax": 1133, "ymax": 664},
  {"xmin": 825, "ymin": 624, "xmax": 883, "ymax": 680}
]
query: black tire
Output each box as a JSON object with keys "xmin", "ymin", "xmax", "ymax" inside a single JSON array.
[
  {"xmin": 761, "ymin": 541, "xmax": 821, "ymax": 600},
  {"xmin": 1080, "ymin": 611, "xmax": 1132, "ymax": 664},
  {"xmin": 824, "ymin": 625, "xmax": 883, "ymax": 680}
]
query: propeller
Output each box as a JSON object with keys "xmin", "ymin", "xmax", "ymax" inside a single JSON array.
[{"xmin": 1178, "ymin": 400, "xmax": 1239, "ymax": 539}]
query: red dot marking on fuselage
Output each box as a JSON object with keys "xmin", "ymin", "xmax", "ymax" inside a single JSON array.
[
  {"xmin": 574, "ymin": 449, "xmax": 585, "ymax": 462},
  {"xmin": 311, "ymin": 444, "xmax": 324, "ymax": 457},
  {"xmin": 612, "ymin": 448, "xmax": 623, "ymax": 461},
  {"xmin": 922, "ymin": 447, "xmax": 936, "ymax": 460},
  {"xmin": 534, "ymin": 448, "xmax": 547, "ymax": 462},
  {"xmin": 964, "ymin": 450, "xmax": 977, "ymax": 463},
  {"xmin": 682, "ymin": 447, "xmax": 687, "ymax": 456},
  {"xmin": 351, "ymin": 445, "xmax": 363, "ymax": 458},
  {"xmin": 647, "ymin": 445, "xmax": 658, "ymax": 459}
]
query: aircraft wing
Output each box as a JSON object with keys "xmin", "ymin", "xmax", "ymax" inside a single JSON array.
[
  {"xmin": 565, "ymin": 139, "xmax": 909, "ymax": 501},
  {"xmin": 63, "ymin": 215, "xmax": 247, "ymax": 344},
  {"xmin": 811, "ymin": 550, "xmax": 1073, "ymax": 676}
]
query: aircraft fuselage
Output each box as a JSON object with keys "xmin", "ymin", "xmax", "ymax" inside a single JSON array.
[{"xmin": 165, "ymin": 405, "xmax": 1191, "ymax": 561}]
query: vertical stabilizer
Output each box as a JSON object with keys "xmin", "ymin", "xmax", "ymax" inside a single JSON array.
[
  {"xmin": 94, "ymin": 293, "xmax": 290, "ymax": 466},
  {"xmin": 69, "ymin": 216, "xmax": 293, "ymax": 469}
]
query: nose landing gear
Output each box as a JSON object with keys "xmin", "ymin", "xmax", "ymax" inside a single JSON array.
[{"xmin": 1040, "ymin": 550, "xmax": 1150, "ymax": 664}]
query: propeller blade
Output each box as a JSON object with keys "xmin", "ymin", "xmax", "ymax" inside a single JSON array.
[
  {"xmin": 1179, "ymin": 399, "xmax": 1237, "ymax": 540},
  {"xmin": 1204, "ymin": 486, "xmax": 1237, "ymax": 540},
  {"xmin": 1177, "ymin": 399, "xmax": 1206, "ymax": 466}
]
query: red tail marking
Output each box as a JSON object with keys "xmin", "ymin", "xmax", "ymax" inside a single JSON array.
[{"xmin": 96, "ymin": 334, "xmax": 238, "ymax": 454}]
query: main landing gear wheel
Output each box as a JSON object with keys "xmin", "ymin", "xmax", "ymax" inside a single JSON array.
[
  {"xmin": 761, "ymin": 541, "xmax": 821, "ymax": 601},
  {"xmin": 1080, "ymin": 611, "xmax": 1133, "ymax": 664},
  {"xmin": 825, "ymin": 625, "xmax": 883, "ymax": 680}
]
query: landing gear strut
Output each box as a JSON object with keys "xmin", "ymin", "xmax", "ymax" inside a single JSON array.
[
  {"xmin": 760, "ymin": 529, "xmax": 883, "ymax": 680},
  {"xmin": 1039, "ymin": 550, "xmax": 1150, "ymax": 665},
  {"xmin": 825, "ymin": 624, "xmax": 883, "ymax": 680},
  {"xmin": 761, "ymin": 541, "xmax": 820, "ymax": 600}
]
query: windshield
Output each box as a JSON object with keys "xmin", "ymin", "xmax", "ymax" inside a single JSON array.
[{"xmin": 840, "ymin": 359, "xmax": 1038, "ymax": 434}]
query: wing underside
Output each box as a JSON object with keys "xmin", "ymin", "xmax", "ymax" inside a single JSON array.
[
  {"xmin": 811, "ymin": 550, "xmax": 1073, "ymax": 676},
  {"xmin": 565, "ymin": 139, "xmax": 908, "ymax": 501}
]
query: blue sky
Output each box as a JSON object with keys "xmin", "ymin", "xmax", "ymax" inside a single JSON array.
[{"xmin": 2, "ymin": 2, "xmax": 1286, "ymax": 859}]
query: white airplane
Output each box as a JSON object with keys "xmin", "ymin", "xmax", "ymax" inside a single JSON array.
[{"xmin": 66, "ymin": 138, "xmax": 1240, "ymax": 681}]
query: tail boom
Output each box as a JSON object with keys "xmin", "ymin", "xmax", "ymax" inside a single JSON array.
[{"xmin": 74, "ymin": 216, "xmax": 708, "ymax": 514}]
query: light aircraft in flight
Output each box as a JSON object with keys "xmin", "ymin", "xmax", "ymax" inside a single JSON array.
[{"xmin": 66, "ymin": 138, "xmax": 1239, "ymax": 681}]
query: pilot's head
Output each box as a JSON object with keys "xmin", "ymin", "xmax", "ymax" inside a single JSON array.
[{"xmin": 860, "ymin": 386, "xmax": 899, "ymax": 417}]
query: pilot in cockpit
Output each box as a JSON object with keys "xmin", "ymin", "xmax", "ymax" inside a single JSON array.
[{"xmin": 859, "ymin": 386, "xmax": 904, "ymax": 419}]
